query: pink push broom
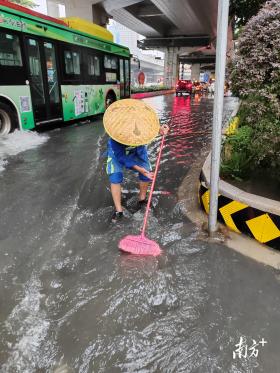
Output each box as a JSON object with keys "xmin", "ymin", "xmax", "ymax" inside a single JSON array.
[{"xmin": 118, "ymin": 135, "xmax": 165, "ymax": 256}]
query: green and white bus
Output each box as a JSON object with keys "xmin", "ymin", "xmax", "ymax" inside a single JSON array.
[{"xmin": 0, "ymin": 0, "xmax": 131, "ymax": 135}]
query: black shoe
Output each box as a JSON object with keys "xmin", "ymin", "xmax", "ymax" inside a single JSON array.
[
  {"xmin": 137, "ymin": 199, "xmax": 150, "ymax": 212},
  {"xmin": 111, "ymin": 211, "xmax": 123, "ymax": 223},
  {"xmin": 138, "ymin": 199, "xmax": 156, "ymax": 211},
  {"xmin": 137, "ymin": 199, "xmax": 148, "ymax": 210},
  {"xmin": 138, "ymin": 199, "xmax": 148, "ymax": 208}
]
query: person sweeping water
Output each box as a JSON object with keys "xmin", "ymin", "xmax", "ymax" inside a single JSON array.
[{"xmin": 103, "ymin": 99, "xmax": 169, "ymax": 223}]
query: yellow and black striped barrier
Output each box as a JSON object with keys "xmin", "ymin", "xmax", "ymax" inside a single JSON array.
[{"xmin": 199, "ymin": 175, "xmax": 280, "ymax": 250}]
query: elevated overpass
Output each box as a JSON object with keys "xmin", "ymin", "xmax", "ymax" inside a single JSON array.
[
  {"xmin": 47, "ymin": 0, "xmax": 233, "ymax": 86},
  {"xmin": 88, "ymin": 0, "xmax": 230, "ymax": 85}
]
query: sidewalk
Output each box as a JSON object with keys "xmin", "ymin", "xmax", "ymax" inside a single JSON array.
[{"xmin": 131, "ymin": 89, "xmax": 175, "ymax": 99}]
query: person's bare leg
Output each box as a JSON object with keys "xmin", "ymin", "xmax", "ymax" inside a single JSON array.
[
  {"xmin": 139, "ymin": 181, "xmax": 149, "ymax": 201},
  {"xmin": 111, "ymin": 183, "xmax": 122, "ymax": 212}
]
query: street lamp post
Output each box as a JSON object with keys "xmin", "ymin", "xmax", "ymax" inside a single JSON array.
[{"xmin": 208, "ymin": 0, "xmax": 230, "ymax": 234}]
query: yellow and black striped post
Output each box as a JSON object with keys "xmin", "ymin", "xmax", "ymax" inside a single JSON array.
[{"xmin": 199, "ymin": 178, "xmax": 280, "ymax": 250}]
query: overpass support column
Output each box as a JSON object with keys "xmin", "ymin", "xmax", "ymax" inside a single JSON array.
[
  {"xmin": 65, "ymin": 0, "xmax": 93, "ymax": 22},
  {"xmin": 47, "ymin": 1, "xmax": 60, "ymax": 18},
  {"xmin": 164, "ymin": 48, "xmax": 179, "ymax": 88},
  {"xmin": 180, "ymin": 63, "xmax": 185, "ymax": 79},
  {"xmin": 47, "ymin": 0, "xmax": 108, "ymax": 24},
  {"xmin": 191, "ymin": 64, "xmax": 201, "ymax": 81}
]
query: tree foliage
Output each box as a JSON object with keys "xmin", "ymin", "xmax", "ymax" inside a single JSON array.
[
  {"xmin": 224, "ymin": 0, "xmax": 280, "ymax": 182},
  {"xmin": 9, "ymin": 0, "xmax": 38, "ymax": 8},
  {"xmin": 230, "ymin": 0, "xmax": 267, "ymax": 28},
  {"xmin": 231, "ymin": 0, "xmax": 280, "ymax": 119}
]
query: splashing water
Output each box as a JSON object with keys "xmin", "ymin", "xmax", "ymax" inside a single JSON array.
[{"xmin": 0, "ymin": 130, "xmax": 48, "ymax": 173}]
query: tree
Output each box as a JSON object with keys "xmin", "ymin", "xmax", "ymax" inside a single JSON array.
[
  {"xmin": 231, "ymin": 0, "xmax": 280, "ymax": 118},
  {"xmin": 9, "ymin": 0, "xmax": 38, "ymax": 8},
  {"xmin": 224, "ymin": 0, "xmax": 280, "ymax": 181},
  {"xmin": 230, "ymin": 0, "xmax": 267, "ymax": 29}
]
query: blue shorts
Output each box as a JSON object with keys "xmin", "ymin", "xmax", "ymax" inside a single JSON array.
[{"xmin": 107, "ymin": 157, "xmax": 152, "ymax": 184}]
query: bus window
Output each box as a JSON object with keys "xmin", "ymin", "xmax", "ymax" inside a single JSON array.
[
  {"xmin": 88, "ymin": 55, "xmax": 100, "ymax": 77},
  {"xmin": 26, "ymin": 38, "xmax": 45, "ymax": 106},
  {"xmin": 124, "ymin": 59, "xmax": 130, "ymax": 96},
  {"xmin": 44, "ymin": 42, "xmax": 60, "ymax": 105},
  {"xmin": 73, "ymin": 52, "xmax": 80, "ymax": 75},
  {"xmin": 64, "ymin": 51, "xmax": 73, "ymax": 74},
  {"xmin": 104, "ymin": 54, "xmax": 117, "ymax": 82},
  {"xmin": 63, "ymin": 50, "xmax": 81, "ymax": 76},
  {"xmin": 104, "ymin": 55, "xmax": 117, "ymax": 70},
  {"xmin": 0, "ymin": 32, "xmax": 22, "ymax": 66},
  {"xmin": 119, "ymin": 58, "xmax": 125, "ymax": 97}
]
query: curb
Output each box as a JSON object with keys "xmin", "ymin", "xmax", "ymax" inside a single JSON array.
[
  {"xmin": 177, "ymin": 97, "xmax": 280, "ymax": 268},
  {"xmin": 199, "ymin": 99, "xmax": 280, "ymax": 252},
  {"xmin": 178, "ymin": 152, "xmax": 280, "ymax": 270},
  {"xmin": 199, "ymin": 168, "xmax": 280, "ymax": 250},
  {"xmin": 131, "ymin": 89, "xmax": 175, "ymax": 99},
  {"xmin": 199, "ymin": 154, "xmax": 280, "ymax": 252}
]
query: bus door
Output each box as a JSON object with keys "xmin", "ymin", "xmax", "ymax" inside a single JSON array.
[
  {"xmin": 119, "ymin": 58, "xmax": 130, "ymax": 98},
  {"xmin": 25, "ymin": 37, "xmax": 62, "ymax": 124},
  {"xmin": 124, "ymin": 59, "xmax": 130, "ymax": 97},
  {"xmin": 119, "ymin": 58, "xmax": 125, "ymax": 98}
]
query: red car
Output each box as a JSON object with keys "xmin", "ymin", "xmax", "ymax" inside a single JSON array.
[{"xmin": 175, "ymin": 80, "xmax": 193, "ymax": 96}]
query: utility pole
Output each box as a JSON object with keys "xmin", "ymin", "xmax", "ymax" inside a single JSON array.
[{"xmin": 208, "ymin": 0, "xmax": 230, "ymax": 234}]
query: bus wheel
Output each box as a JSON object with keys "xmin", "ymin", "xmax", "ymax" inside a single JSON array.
[
  {"xmin": 105, "ymin": 93, "xmax": 116, "ymax": 109},
  {"xmin": 0, "ymin": 103, "xmax": 16, "ymax": 135}
]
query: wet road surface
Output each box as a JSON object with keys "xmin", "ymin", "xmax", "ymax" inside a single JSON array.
[{"xmin": 0, "ymin": 94, "xmax": 280, "ymax": 372}]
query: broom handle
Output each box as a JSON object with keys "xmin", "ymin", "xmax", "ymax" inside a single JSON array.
[{"xmin": 141, "ymin": 135, "xmax": 165, "ymax": 237}]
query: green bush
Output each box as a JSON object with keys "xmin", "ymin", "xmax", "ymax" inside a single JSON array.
[
  {"xmin": 251, "ymin": 117, "xmax": 280, "ymax": 172},
  {"xmin": 225, "ymin": 0, "xmax": 280, "ymax": 183},
  {"xmin": 221, "ymin": 114, "xmax": 280, "ymax": 182},
  {"xmin": 131, "ymin": 85, "xmax": 170, "ymax": 94},
  {"xmin": 221, "ymin": 126, "xmax": 254, "ymax": 180}
]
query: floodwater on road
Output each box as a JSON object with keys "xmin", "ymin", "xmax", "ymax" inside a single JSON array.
[{"xmin": 0, "ymin": 94, "xmax": 280, "ymax": 373}]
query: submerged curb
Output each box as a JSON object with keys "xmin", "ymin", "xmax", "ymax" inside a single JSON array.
[
  {"xmin": 198, "ymin": 99, "xmax": 280, "ymax": 251},
  {"xmin": 131, "ymin": 89, "xmax": 175, "ymax": 99},
  {"xmin": 199, "ymin": 154, "xmax": 280, "ymax": 251},
  {"xmin": 178, "ymin": 153, "xmax": 280, "ymax": 270}
]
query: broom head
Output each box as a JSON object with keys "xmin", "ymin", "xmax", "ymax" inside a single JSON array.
[{"xmin": 119, "ymin": 235, "xmax": 161, "ymax": 256}]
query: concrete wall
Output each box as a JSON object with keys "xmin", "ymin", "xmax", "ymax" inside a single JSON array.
[{"xmin": 191, "ymin": 63, "xmax": 201, "ymax": 81}]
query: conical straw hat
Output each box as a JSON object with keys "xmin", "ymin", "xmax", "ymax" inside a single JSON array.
[{"xmin": 103, "ymin": 98, "xmax": 160, "ymax": 146}]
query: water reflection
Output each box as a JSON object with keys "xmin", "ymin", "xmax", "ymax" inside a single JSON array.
[{"xmin": 2, "ymin": 95, "xmax": 277, "ymax": 373}]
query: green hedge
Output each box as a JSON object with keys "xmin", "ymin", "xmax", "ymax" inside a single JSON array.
[
  {"xmin": 221, "ymin": 105, "xmax": 280, "ymax": 183},
  {"xmin": 131, "ymin": 85, "xmax": 170, "ymax": 94},
  {"xmin": 223, "ymin": 0, "xmax": 280, "ymax": 185}
]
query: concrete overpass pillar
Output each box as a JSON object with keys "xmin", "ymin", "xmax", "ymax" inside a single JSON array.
[
  {"xmin": 46, "ymin": 1, "xmax": 60, "ymax": 17},
  {"xmin": 65, "ymin": 0, "xmax": 93, "ymax": 22},
  {"xmin": 47, "ymin": 0, "xmax": 108, "ymax": 25},
  {"xmin": 164, "ymin": 48, "xmax": 179, "ymax": 88},
  {"xmin": 180, "ymin": 63, "xmax": 185, "ymax": 80},
  {"xmin": 191, "ymin": 64, "xmax": 201, "ymax": 81}
]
